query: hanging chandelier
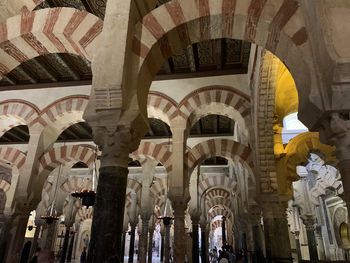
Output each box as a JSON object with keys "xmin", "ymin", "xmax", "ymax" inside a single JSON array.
[
  {"xmin": 72, "ymin": 146, "xmax": 98, "ymax": 208},
  {"xmin": 41, "ymin": 163, "xmax": 62, "ymax": 224}
]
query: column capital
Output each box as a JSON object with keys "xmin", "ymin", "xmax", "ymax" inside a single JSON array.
[
  {"xmin": 302, "ymin": 216, "xmax": 316, "ymax": 231},
  {"xmin": 95, "ymin": 125, "xmax": 137, "ymax": 168}
]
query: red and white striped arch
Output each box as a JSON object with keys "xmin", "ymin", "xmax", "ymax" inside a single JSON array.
[
  {"xmin": 29, "ymin": 95, "xmax": 89, "ymax": 131},
  {"xmin": 187, "ymin": 139, "xmax": 253, "ymax": 174},
  {"xmin": 147, "ymin": 92, "xmax": 178, "ymax": 126},
  {"xmin": 198, "ymin": 175, "xmax": 236, "ymax": 197},
  {"xmin": 0, "ymin": 7, "xmax": 102, "ymax": 79},
  {"xmin": 126, "ymin": 178, "xmax": 142, "ymax": 197},
  {"xmin": 131, "ymin": 141, "xmax": 172, "ymax": 173},
  {"xmin": 0, "ymin": 100, "xmax": 40, "ymax": 137},
  {"xmin": 206, "ymin": 196, "xmax": 233, "ymax": 211},
  {"xmin": 206, "ymin": 188, "xmax": 231, "ymax": 202},
  {"xmin": 211, "ymin": 219, "xmax": 222, "ymax": 231},
  {"xmin": 178, "ymin": 86, "xmax": 250, "ymax": 134},
  {"xmin": 60, "ymin": 177, "xmax": 92, "ymax": 193},
  {"xmin": 38, "ymin": 144, "xmax": 95, "ymax": 177},
  {"xmin": 150, "ymin": 177, "xmax": 168, "ymax": 197},
  {"xmin": 132, "ymin": 0, "xmax": 309, "ymax": 119},
  {"xmin": 154, "ymin": 196, "xmax": 166, "ymax": 218},
  {"xmin": 208, "ymin": 206, "xmax": 232, "ymax": 222},
  {"xmin": 77, "ymin": 206, "xmax": 93, "ymax": 222},
  {"xmin": 0, "ymin": 146, "xmax": 26, "ymax": 170}
]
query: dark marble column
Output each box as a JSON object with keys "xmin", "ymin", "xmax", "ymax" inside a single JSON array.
[
  {"xmin": 305, "ymin": 224, "xmax": 318, "ymax": 261},
  {"xmin": 191, "ymin": 217, "xmax": 199, "ymax": 263},
  {"xmin": 88, "ymin": 166, "xmax": 129, "ymax": 263},
  {"xmin": 139, "ymin": 215, "xmax": 150, "ymax": 263},
  {"xmin": 172, "ymin": 202, "xmax": 186, "ymax": 263},
  {"xmin": 252, "ymin": 225, "xmax": 264, "ymax": 263},
  {"xmin": 294, "ymin": 232, "xmax": 302, "ymax": 261},
  {"xmin": 28, "ymin": 223, "xmax": 42, "ymax": 260},
  {"xmin": 0, "ymin": 213, "xmax": 10, "ymax": 263},
  {"xmin": 4, "ymin": 211, "xmax": 30, "ymax": 263},
  {"xmin": 160, "ymin": 233, "xmax": 164, "ymax": 262},
  {"xmin": 121, "ymin": 232, "xmax": 126, "ymax": 262},
  {"xmin": 147, "ymin": 228, "xmax": 154, "ymax": 263},
  {"xmin": 128, "ymin": 224, "xmax": 136, "ymax": 263},
  {"xmin": 222, "ymin": 216, "xmax": 227, "ymax": 245},
  {"xmin": 60, "ymin": 227, "xmax": 71, "ymax": 263},
  {"xmin": 263, "ymin": 217, "xmax": 292, "ymax": 263},
  {"xmin": 67, "ymin": 231, "xmax": 75, "ymax": 262},
  {"xmin": 200, "ymin": 224, "xmax": 207, "ymax": 263},
  {"xmin": 43, "ymin": 220, "xmax": 58, "ymax": 250},
  {"xmin": 163, "ymin": 218, "xmax": 171, "ymax": 263}
]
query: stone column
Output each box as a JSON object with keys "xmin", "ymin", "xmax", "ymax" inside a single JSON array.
[
  {"xmin": 42, "ymin": 220, "xmax": 59, "ymax": 250},
  {"xmin": 87, "ymin": 125, "xmax": 135, "ymax": 263},
  {"xmin": 28, "ymin": 220, "xmax": 42, "ymax": 260},
  {"xmin": 121, "ymin": 232, "xmax": 126, "ymax": 262},
  {"xmin": 67, "ymin": 231, "xmax": 75, "ymax": 262},
  {"xmin": 0, "ymin": 213, "xmax": 10, "ymax": 262},
  {"xmin": 294, "ymin": 231, "xmax": 302, "ymax": 261},
  {"xmin": 139, "ymin": 213, "xmax": 151, "ymax": 263},
  {"xmin": 5, "ymin": 211, "xmax": 31, "ymax": 263},
  {"xmin": 191, "ymin": 215, "xmax": 199, "ymax": 263},
  {"xmin": 147, "ymin": 227, "xmax": 154, "ymax": 263},
  {"xmin": 171, "ymin": 200, "xmax": 187, "ymax": 263},
  {"xmin": 200, "ymin": 222, "xmax": 208, "ymax": 263},
  {"xmin": 160, "ymin": 228, "xmax": 164, "ymax": 263},
  {"xmin": 262, "ymin": 201, "xmax": 292, "ymax": 263},
  {"xmin": 315, "ymin": 225, "xmax": 325, "ymax": 260},
  {"xmin": 129, "ymin": 223, "xmax": 137, "ymax": 263},
  {"xmin": 222, "ymin": 216, "xmax": 227, "ymax": 246},
  {"xmin": 303, "ymin": 218, "xmax": 318, "ymax": 261},
  {"xmin": 60, "ymin": 226, "xmax": 71, "ymax": 263},
  {"xmin": 163, "ymin": 218, "xmax": 172, "ymax": 263}
]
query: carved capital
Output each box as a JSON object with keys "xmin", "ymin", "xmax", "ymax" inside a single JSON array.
[
  {"xmin": 96, "ymin": 125, "xmax": 135, "ymax": 168},
  {"xmin": 302, "ymin": 216, "xmax": 316, "ymax": 231}
]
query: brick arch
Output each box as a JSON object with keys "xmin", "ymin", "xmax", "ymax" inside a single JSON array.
[
  {"xmin": 131, "ymin": 141, "xmax": 172, "ymax": 173},
  {"xmin": 0, "ymin": 179, "xmax": 10, "ymax": 193},
  {"xmin": 38, "ymin": 144, "xmax": 95, "ymax": 177},
  {"xmin": 206, "ymin": 188, "xmax": 231, "ymax": 202},
  {"xmin": 150, "ymin": 177, "xmax": 168, "ymax": 197},
  {"xmin": 211, "ymin": 219, "xmax": 222, "ymax": 231},
  {"xmin": 0, "ymin": 146, "xmax": 26, "ymax": 170},
  {"xmin": 0, "ymin": 100, "xmax": 40, "ymax": 137},
  {"xmin": 77, "ymin": 206, "xmax": 93, "ymax": 222},
  {"xmin": 60, "ymin": 177, "xmax": 92, "ymax": 193},
  {"xmin": 177, "ymin": 86, "xmax": 250, "ymax": 137},
  {"xmin": 0, "ymin": 8, "xmax": 102, "ymax": 80},
  {"xmin": 131, "ymin": 0, "xmax": 310, "ymax": 125},
  {"xmin": 187, "ymin": 139, "xmax": 253, "ymax": 175},
  {"xmin": 206, "ymin": 196, "xmax": 233, "ymax": 211},
  {"xmin": 208, "ymin": 205, "xmax": 232, "ymax": 222},
  {"xmin": 198, "ymin": 175, "xmax": 237, "ymax": 197},
  {"xmin": 154, "ymin": 196, "xmax": 166, "ymax": 218},
  {"xmin": 126, "ymin": 178, "xmax": 142, "ymax": 197},
  {"xmin": 148, "ymin": 92, "xmax": 178, "ymax": 126}
]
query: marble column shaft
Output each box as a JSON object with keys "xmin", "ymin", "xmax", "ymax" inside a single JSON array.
[
  {"xmin": 5, "ymin": 212, "xmax": 30, "ymax": 263},
  {"xmin": 305, "ymin": 224, "xmax": 318, "ymax": 261},
  {"xmin": 192, "ymin": 219, "xmax": 199, "ymax": 263},
  {"xmin": 67, "ymin": 232, "xmax": 75, "ymax": 262},
  {"xmin": 60, "ymin": 227, "xmax": 71, "ymax": 263},
  {"xmin": 173, "ymin": 204, "xmax": 186, "ymax": 263},
  {"xmin": 147, "ymin": 228, "xmax": 154, "ymax": 263},
  {"xmin": 121, "ymin": 232, "xmax": 126, "ymax": 261},
  {"xmin": 200, "ymin": 225, "xmax": 207, "ymax": 263},
  {"xmin": 160, "ymin": 233, "xmax": 164, "ymax": 262},
  {"xmin": 164, "ymin": 220, "xmax": 171, "ymax": 263},
  {"xmin": 263, "ymin": 217, "xmax": 292, "ymax": 263},
  {"xmin": 222, "ymin": 216, "xmax": 227, "ymax": 245},
  {"xmin": 139, "ymin": 216, "xmax": 150, "ymax": 263},
  {"xmin": 88, "ymin": 166, "xmax": 129, "ymax": 263},
  {"xmin": 294, "ymin": 232, "xmax": 302, "ymax": 261},
  {"xmin": 129, "ymin": 224, "xmax": 136, "ymax": 263}
]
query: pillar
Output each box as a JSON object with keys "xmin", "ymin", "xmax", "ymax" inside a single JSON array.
[
  {"xmin": 262, "ymin": 201, "xmax": 292, "ymax": 263},
  {"xmin": 67, "ymin": 231, "xmax": 75, "ymax": 262},
  {"xmin": 163, "ymin": 218, "xmax": 172, "ymax": 263},
  {"xmin": 121, "ymin": 232, "xmax": 126, "ymax": 262},
  {"xmin": 160, "ymin": 229, "xmax": 164, "ymax": 262},
  {"xmin": 42, "ymin": 220, "xmax": 58, "ymax": 250},
  {"xmin": 293, "ymin": 231, "xmax": 302, "ymax": 261},
  {"xmin": 129, "ymin": 223, "xmax": 137, "ymax": 263},
  {"xmin": 191, "ymin": 215, "xmax": 199, "ymax": 263},
  {"xmin": 0, "ymin": 213, "xmax": 9, "ymax": 262},
  {"xmin": 222, "ymin": 216, "xmax": 227, "ymax": 246},
  {"xmin": 87, "ymin": 125, "xmax": 133, "ymax": 263},
  {"xmin": 139, "ymin": 214, "xmax": 151, "ymax": 263},
  {"xmin": 60, "ymin": 227, "xmax": 71, "ymax": 263},
  {"xmin": 171, "ymin": 200, "xmax": 187, "ymax": 263},
  {"xmin": 200, "ymin": 223, "xmax": 207, "ymax": 263},
  {"xmin": 4, "ymin": 211, "xmax": 31, "ymax": 263},
  {"xmin": 28, "ymin": 221, "xmax": 42, "ymax": 261},
  {"xmin": 304, "ymin": 219, "xmax": 318, "ymax": 261},
  {"xmin": 147, "ymin": 228, "xmax": 154, "ymax": 263},
  {"xmin": 315, "ymin": 226, "xmax": 326, "ymax": 260}
]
